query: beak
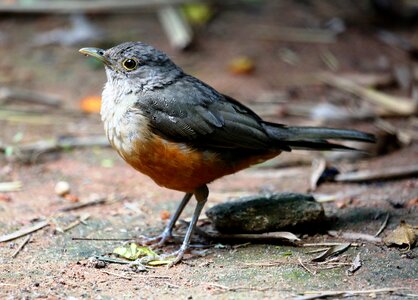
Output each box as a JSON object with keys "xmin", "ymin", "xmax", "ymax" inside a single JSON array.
[{"xmin": 79, "ymin": 47, "xmax": 111, "ymax": 66}]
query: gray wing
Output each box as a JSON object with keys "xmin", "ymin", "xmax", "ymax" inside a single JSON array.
[{"xmin": 134, "ymin": 76, "xmax": 290, "ymax": 151}]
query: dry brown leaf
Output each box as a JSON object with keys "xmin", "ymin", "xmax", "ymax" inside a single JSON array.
[
  {"xmin": 311, "ymin": 243, "xmax": 351, "ymax": 262},
  {"xmin": 384, "ymin": 221, "xmax": 417, "ymax": 250}
]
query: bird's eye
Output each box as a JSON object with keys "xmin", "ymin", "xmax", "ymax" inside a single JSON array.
[{"xmin": 122, "ymin": 58, "xmax": 138, "ymax": 71}]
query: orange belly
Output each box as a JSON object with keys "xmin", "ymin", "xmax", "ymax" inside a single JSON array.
[{"xmin": 117, "ymin": 135, "xmax": 279, "ymax": 193}]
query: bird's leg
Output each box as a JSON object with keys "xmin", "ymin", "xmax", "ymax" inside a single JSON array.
[
  {"xmin": 141, "ymin": 192, "xmax": 192, "ymax": 247},
  {"xmin": 167, "ymin": 185, "xmax": 208, "ymax": 267}
]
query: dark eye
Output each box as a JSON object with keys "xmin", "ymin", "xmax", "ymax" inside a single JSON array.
[{"xmin": 122, "ymin": 58, "xmax": 138, "ymax": 71}]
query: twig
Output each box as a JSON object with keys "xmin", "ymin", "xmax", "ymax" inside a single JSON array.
[
  {"xmin": 0, "ymin": 86, "xmax": 61, "ymax": 107},
  {"xmin": 62, "ymin": 214, "xmax": 90, "ymax": 232},
  {"xmin": 242, "ymin": 260, "xmax": 283, "ymax": 267},
  {"xmin": 95, "ymin": 256, "xmax": 131, "ymax": 265},
  {"xmin": 305, "ymin": 248, "xmax": 329, "ymax": 254},
  {"xmin": 0, "ymin": 0, "xmax": 195, "ymax": 13},
  {"xmin": 102, "ymin": 270, "xmax": 132, "ymax": 280},
  {"xmin": 7, "ymin": 135, "xmax": 110, "ymax": 163},
  {"xmin": 59, "ymin": 197, "xmax": 107, "ymax": 212},
  {"xmin": 158, "ymin": 5, "xmax": 193, "ymax": 50},
  {"xmin": 310, "ymin": 158, "xmax": 327, "ymax": 191},
  {"xmin": 319, "ymin": 73, "xmax": 417, "ymax": 115},
  {"xmin": 298, "ymin": 257, "xmax": 316, "ymax": 275},
  {"xmin": 11, "ymin": 234, "xmax": 31, "ymax": 258},
  {"xmin": 311, "ymin": 243, "xmax": 351, "ymax": 262},
  {"xmin": 302, "ymin": 242, "xmax": 359, "ymax": 247},
  {"xmin": 0, "ymin": 283, "xmax": 18, "ymax": 287},
  {"xmin": 72, "ymin": 237, "xmax": 134, "ymax": 241},
  {"xmin": 0, "ymin": 220, "xmax": 49, "ymax": 243},
  {"xmin": 205, "ymin": 282, "xmax": 235, "ymax": 291},
  {"xmin": 0, "ymin": 181, "xmax": 22, "ymax": 192},
  {"xmin": 135, "ymin": 275, "xmax": 171, "ymax": 279},
  {"xmin": 298, "ymin": 287, "xmax": 404, "ymax": 299},
  {"xmin": 335, "ymin": 164, "xmax": 418, "ymax": 183},
  {"xmin": 197, "ymin": 230, "xmax": 300, "ymax": 243},
  {"xmin": 375, "ymin": 213, "xmax": 390, "ymax": 237},
  {"xmin": 328, "ymin": 231, "xmax": 382, "ymax": 243}
]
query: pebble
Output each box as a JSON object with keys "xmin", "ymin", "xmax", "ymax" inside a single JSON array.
[{"xmin": 54, "ymin": 181, "xmax": 70, "ymax": 196}]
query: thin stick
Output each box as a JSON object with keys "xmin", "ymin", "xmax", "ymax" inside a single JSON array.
[
  {"xmin": 302, "ymin": 242, "xmax": 359, "ymax": 247},
  {"xmin": 335, "ymin": 164, "xmax": 418, "ymax": 183},
  {"xmin": 135, "ymin": 275, "xmax": 171, "ymax": 279},
  {"xmin": 12, "ymin": 234, "xmax": 31, "ymax": 258},
  {"xmin": 60, "ymin": 197, "xmax": 106, "ymax": 212},
  {"xmin": 205, "ymin": 282, "xmax": 234, "ymax": 291},
  {"xmin": 302, "ymin": 287, "xmax": 403, "ymax": 296},
  {"xmin": 95, "ymin": 256, "xmax": 131, "ymax": 265},
  {"xmin": 72, "ymin": 237, "xmax": 134, "ymax": 241},
  {"xmin": 0, "ymin": 181, "xmax": 22, "ymax": 192},
  {"xmin": 375, "ymin": 213, "xmax": 390, "ymax": 237},
  {"xmin": 319, "ymin": 73, "xmax": 417, "ymax": 115},
  {"xmin": 0, "ymin": 283, "xmax": 18, "ymax": 287},
  {"xmin": 0, "ymin": 220, "xmax": 49, "ymax": 243},
  {"xmin": 62, "ymin": 214, "xmax": 90, "ymax": 232},
  {"xmin": 0, "ymin": 0, "xmax": 195, "ymax": 13},
  {"xmin": 102, "ymin": 270, "xmax": 132, "ymax": 280},
  {"xmin": 328, "ymin": 231, "xmax": 382, "ymax": 243},
  {"xmin": 242, "ymin": 260, "xmax": 283, "ymax": 267},
  {"xmin": 298, "ymin": 257, "xmax": 316, "ymax": 275}
]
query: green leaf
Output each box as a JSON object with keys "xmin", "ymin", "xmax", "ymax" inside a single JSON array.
[{"xmin": 113, "ymin": 243, "xmax": 158, "ymax": 260}]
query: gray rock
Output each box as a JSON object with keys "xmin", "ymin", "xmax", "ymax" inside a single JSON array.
[{"xmin": 206, "ymin": 192, "xmax": 325, "ymax": 233}]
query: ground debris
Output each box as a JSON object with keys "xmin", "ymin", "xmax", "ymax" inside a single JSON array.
[
  {"xmin": 0, "ymin": 181, "xmax": 22, "ymax": 192},
  {"xmin": 311, "ymin": 243, "xmax": 350, "ymax": 262},
  {"xmin": 384, "ymin": 221, "xmax": 417, "ymax": 250},
  {"xmin": 327, "ymin": 231, "xmax": 382, "ymax": 243},
  {"xmin": 206, "ymin": 193, "xmax": 324, "ymax": 233},
  {"xmin": 59, "ymin": 195, "xmax": 107, "ymax": 212},
  {"xmin": 295, "ymin": 287, "xmax": 404, "ymax": 300},
  {"xmin": 346, "ymin": 253, "xmax": 362, "ymax": 276},
  {"xmin": 0, "ymin": 220, "xmax": 49, "ymax": 243},
  {"xmin": 334, "ymin": 164, "xmax": 418, "ymax": 183}
]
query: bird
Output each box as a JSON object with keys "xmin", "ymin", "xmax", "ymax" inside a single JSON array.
[{"xmin": 79, "ymin": 42, "xmax": 375, "ymax": 266}]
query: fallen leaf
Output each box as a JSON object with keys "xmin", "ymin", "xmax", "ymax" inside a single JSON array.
[
  {"xmin": 113, "ymin": 243, "xmax": 158, "ymax": 261},
  {"xmin": 311, "ymin": 243, "xmax": 351, "ymax": 262},
  {"xmin": 80, "ymin": 95, "xmax": 101, "ymax": 113},
  {"xmin": 147, "ymin": 260, "xmax": 174, "ymax": 266},
  {"xmin": 346, "ymin": 253, "xmax": 362, "ymax": 275},
  {"xmin": 228, "ymin": 56, "xmax": 255, "ymax": 75},
  {"xmin": 384, "ymin": 221, "xmax": 417, "ymax": 250}
]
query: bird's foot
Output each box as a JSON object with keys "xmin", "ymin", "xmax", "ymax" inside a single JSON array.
[
  {"xmin": 138, "ymin": 229, "xmax": 172, "ymax": 248},
  {"xmin": 160, "ymin": 247, "xmax": 187, "ymax": 268}
]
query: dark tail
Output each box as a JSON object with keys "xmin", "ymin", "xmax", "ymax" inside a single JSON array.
[{"xmin": 263, "ymin": 123, "xmax": 376, "ymax": 151}]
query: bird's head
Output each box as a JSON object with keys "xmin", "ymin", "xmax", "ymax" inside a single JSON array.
[{"xmin": 79, "ymin": 41, "xmax": 182, "ymax": 90}]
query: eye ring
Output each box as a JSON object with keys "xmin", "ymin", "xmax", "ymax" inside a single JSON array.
[{"xmin": 122, "ymin": 58, "xmax": 138, "ymax": 71}]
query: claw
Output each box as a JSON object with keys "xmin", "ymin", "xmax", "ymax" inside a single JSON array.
[{"xmin": 138, "ymin": 230, "xmax": 172, "ymax": 248}]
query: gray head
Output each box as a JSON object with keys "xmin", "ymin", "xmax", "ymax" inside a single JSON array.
[{"xmin": 80, "ymin": 42, "xmax": 183, "ymax": 91}]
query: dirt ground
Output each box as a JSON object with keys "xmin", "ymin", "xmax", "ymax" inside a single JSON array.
[{"xmin": 0, "ymin": 1, "xmax": 417, "ymax": 299}]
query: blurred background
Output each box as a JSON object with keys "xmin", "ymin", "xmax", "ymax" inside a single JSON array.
[
  {"xmin": 0, "ymin": 0, "xmax": 417, "ymax": 160},
  {"xmin": 0, "ymin": 1, "xmax": 417, "ymax": 298}
]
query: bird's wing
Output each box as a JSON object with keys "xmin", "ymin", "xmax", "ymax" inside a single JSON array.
[{"xmin": 133, "ymin": 76, "xmax": 290, "ymax": 151}]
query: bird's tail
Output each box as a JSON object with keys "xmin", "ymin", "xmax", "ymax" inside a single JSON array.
[{"xmin": 263, "ymin": 123, "xmax": 376, "ymax": 151}]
